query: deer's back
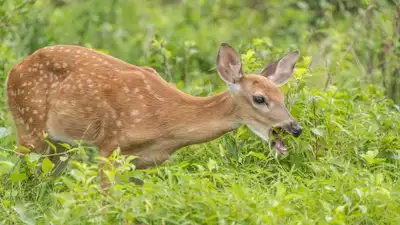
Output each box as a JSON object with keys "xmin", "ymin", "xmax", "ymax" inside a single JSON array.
[{"xmin": 6, "ymin": 45, "xmax": 175, "ymax": 147}]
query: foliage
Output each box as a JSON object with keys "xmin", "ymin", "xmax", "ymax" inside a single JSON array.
[{"xmin": 0, "ymin": 0, "xmax": 400, "ymax": 224}]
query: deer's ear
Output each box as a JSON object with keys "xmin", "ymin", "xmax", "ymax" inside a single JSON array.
[
  {"xmin": 260, "ymin": 50, "xmax": 300, "ymax": 86},
  {"xmin": 216, "ymin": 43, "xmax": 244, "ymax": 86}
]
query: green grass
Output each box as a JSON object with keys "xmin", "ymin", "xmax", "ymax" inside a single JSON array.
[
  {"xmin": 1, "ymin": 83, "xmax": 399, "ymax": 224},
  {"xmin": 1, "ymin": 0, "xmax": 400, "ymax": 224}
]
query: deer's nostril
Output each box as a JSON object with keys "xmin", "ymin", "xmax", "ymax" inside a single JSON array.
[{"xmin": 291, "ymin": 124, "xmax": 302, "ymax": 137}]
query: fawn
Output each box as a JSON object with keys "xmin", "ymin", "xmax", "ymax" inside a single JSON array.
[{"xmin": 6, "ymin": 43, "xmax": 302, "ymax": 185}]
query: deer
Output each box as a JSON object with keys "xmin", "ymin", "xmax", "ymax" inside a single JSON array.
[{"xmin": 6, "ymin": 43, "xmax": 302, "ymax": 187}]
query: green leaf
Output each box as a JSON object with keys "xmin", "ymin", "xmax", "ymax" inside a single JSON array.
[
  {"xmin": 70, "ymin": 169, "xmax": 85, "ymax": 183},
  {"xmin": 41, "ymin": 157, "xmax": 54, "ymax": 174},
  {"xmin": 13, "ymin": 204, "xmax": 36, "ymax": 225},
  {"xmin": 17, "ymin": 146, "xmax": 31, "ymax": 153},
  {"xmin": 59, "ymin": 143, "xmax": 71, "ymax": 150},
  {"xmin": 28, "ymin": 153, "xmax": 41, "ymax": 163},
  {"xmin": 44, "ymin": 140, "xmax": 57, "ymax": 152},
  {"xmin": 275, "ymin": 182, "xmax": 286, "ymax": 199},
  {"xmin": 311, "ymin": 128, "xmax": 324, "ymax": 137},
  {"xmin": 236, "ymin": 126, "xmax": 250, "ymax": 139},
  {"xmin": 61, "ymin": 177, "xmax": 75, "ymax": 190},
  {"xmin": 248, "ymin": 151, "xmax": 267, "ymax": 160},
  {"xmin": 360, "ymin": 150, "xmax": 384, "ymax": 164},
  {"xmin": 0, "ymin": 161, "xmax": 15, "ymax": 176},
  {"xmin": 10, "ymin": 172, "xmax": 28, "ymax": 183},
  {"xmin": 207, "ymin": 159, "xmax": 218, "ymax": 171},
  {"xmin": 359, "ymin": 205, "xmax": 368, "ymax": 214},
  {"xmin": 0, "ymin": 127, "xmax": 11, "ymax": 139}
]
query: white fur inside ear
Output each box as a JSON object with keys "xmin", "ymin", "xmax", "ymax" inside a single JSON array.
[
  {"xmin": 228, "ymin": 83, "xmax": 241, "ymax": 93},
  {"xmin": 275, "ymin": 53, "xmax": 299, "ymax": 76},
  {"xmin": 263, "ymin": 51, "xmax": 300, "ymax": 86}
]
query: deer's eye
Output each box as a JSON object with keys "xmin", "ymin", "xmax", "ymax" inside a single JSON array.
[{"xmin": 253, "ymin": 95, "xmax": 266, "ymax": 104}]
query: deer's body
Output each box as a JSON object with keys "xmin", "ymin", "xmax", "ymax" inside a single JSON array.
[
  {"xmin": 6, "ymin": 45, "xmax": 239, "ymax": 168},
  {"xmin": 6, "ymin": 43, "xmax": 302, "ymax": 183}
]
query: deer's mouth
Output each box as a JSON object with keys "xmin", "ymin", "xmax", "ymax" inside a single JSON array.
[
  {"xmin": 271, "ymin": 128, "xmax": 288, "ymax": 155},
  {"xmin": 270, "ymin": 121, "xmax": 302, "ymax": 155}
]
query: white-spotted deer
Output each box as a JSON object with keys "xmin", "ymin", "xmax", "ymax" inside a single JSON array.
[{"xmin": 6, "ymin": 43, "xmax": 302, "ymax": 186}]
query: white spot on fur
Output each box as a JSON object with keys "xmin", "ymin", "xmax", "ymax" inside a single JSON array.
[
  {"xmin": 155, "ymin": 96, "xmax": 167, "ymax": 102},
  {"xmin": 120, "ymin": 136, "xmax": 126, "ymax": 142},
  {"xmin": 116, "ymin": 120, "xmax": 122, "ymax": 127},
  {"xmin": 130, "ymin": 110, "xmax": 139, "ymax": 116}
]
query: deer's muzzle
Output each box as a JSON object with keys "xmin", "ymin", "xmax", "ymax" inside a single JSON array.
[{"xmin": 284, "ymin": 121, "xmax": 302, "ymax": 138}]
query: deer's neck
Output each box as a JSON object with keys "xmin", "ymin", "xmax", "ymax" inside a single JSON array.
[{"xmin": 167, "ymin": 91, "xmax": 240, "ymax": 145}]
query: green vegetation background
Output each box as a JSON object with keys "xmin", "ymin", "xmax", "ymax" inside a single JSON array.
[{"xmin": 0, "ymin": 0, "xmax": 399, "ymax": 224}]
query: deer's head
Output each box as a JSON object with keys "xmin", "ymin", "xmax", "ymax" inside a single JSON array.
[{"xmin": 216, "ymin": 43, "xmax": 302, "ymax": 154}]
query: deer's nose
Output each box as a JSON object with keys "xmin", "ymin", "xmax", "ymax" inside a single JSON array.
[{"xmin": 290, "ymin": 123, "xmax": 302, "ymax": 137}]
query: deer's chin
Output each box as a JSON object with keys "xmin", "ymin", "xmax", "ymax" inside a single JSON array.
[{"xmin": 270, "ymin": 128, "xmax": 288, "ymax": 155}]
